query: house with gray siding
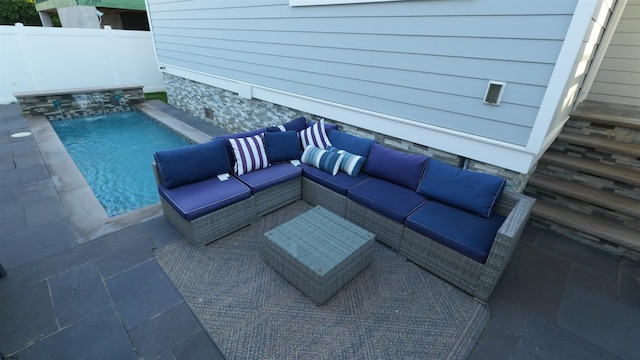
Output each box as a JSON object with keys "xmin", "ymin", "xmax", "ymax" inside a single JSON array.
[{"xmin": 144, "ymin": 0, "xmax": 639, "ymax": 256}]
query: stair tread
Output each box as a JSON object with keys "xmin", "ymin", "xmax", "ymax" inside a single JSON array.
[
  {"xmin": 532, "ymin": 200, "xmax": 640, "ymax": 252},
  {"xmin": 542, "ymin": 152, "xmax": 640, "ymax": 186},
  {"xmin": 571, "ymin": 109, "xmax": 640, "ymax": 130},
  {"xmin": 529, "ymin": 174, "xmax": 640, "ymax": 218},
  {"xmin": 557, "ymin": 132, "xmax": 640, "ymax": 157}
]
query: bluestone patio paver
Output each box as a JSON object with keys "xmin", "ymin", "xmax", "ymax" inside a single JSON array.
[
  {"xmin": 96, "ymin": 227, "xmax": 156, "ymax": 278},
  {"xmin": 140, "ymin": 214, "xmax": 184, "ymax": 247},
  {"xmin": 17, "ymin": 238, "xmax": 112, "ymax": 287},
  {"xmin": 535, "ymin": 231, "xmax": 620, "ymax": 278},
  {"xmin": 105, "ymin": 259, "xmax": 182, "ymax": 330},
  {"xmin": 28, "ymin": 306, "xmax": 138, "ymax": 360},
  {"xmin": 567, "ymin": 263, "xmax": 618, "ymax": 300},
  {"xmin": 0, "ymin": 280, "xmax": 58, "ymax": 355},
  {"xmin": 129, "ymin": 301, "xmax": 203, "ymax": 359},
  {"xmin": 0, "ymin": 201, "xmax": 27, "ymax": 238},
  {"xmin": 558, "ymin": 284, "xmax": 640, "ymax": 360},
  {"xmin": 170, "ymin": 329, "xmax": 226, "ymax": 360},
  {"xmin": 493, "ymin": 242, "xmax": 571, "ymax": 321},
  {"xmin": 512, "ymin": 315, "xmax": 618, "ymax": 360},
  {"xmin": 467, "ymin": 323, "xmax": 518, "ymax": 360},
  {"xmin": 483, "ymin": 294, "xmax": 529, "ymax": 337},
  {"xmin": 96, "ymin": 247, "xmax": 154, "ymax": 279},
  {"xmin": 49, "ymin": 262, "xmax": 112, "ymax": 327},
  {"xmin": 619, "ymin": 259, "xmax": 640, "ymax": 311},
  {"xmin": 0, "ymin": 218, "xmax": 77, "ymax": 269}
]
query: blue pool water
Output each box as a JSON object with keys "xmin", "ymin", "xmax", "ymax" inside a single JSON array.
[{"xmin": 51, "ymin": 111, "xmax": 191, "ymax": 217}]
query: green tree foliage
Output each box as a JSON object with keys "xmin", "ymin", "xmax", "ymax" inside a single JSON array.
[{"xmin": 0, "ymin": 0, "xmax": 41, "ymax": 26}]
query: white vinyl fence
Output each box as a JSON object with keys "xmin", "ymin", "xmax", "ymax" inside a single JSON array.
[{"xmin": 0, "ymin": 23, "xmax": 164, "ymax": 104}]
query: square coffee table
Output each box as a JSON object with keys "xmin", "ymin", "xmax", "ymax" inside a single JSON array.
[{"xmin": 264, "ymin": 206, "xmax": 375, "ymax": 305}]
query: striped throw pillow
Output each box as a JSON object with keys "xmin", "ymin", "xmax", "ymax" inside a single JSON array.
[
  {"xmin": 301, "ymin": 145, "xmax": 344, "ymax": 176},
  {"xmin": 299, "ymin": 119, "xmax": 331, "ymax": 149},
  {"xmin": 228, "ymin": 135, "xmax": 270, "ymax": 176},
  {"xmin": 327, "ymin": 146, "xmax": 366, "ymax": 177}
]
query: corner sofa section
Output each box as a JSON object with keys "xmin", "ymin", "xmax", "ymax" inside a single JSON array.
[
  {"xmin": 152, "ymin": 117, "xmax": 534, "ymax": 302},
  {"xmin": 152, "ymin": 139, "xmax": 256, "ymax": 249}
]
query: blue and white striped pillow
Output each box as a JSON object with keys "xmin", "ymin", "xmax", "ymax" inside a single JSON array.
[
  {"xmin": 299, "ymin": 119, "xmax": 332, "ymax": 149},
  {"xmin": 327, "ymin": 146, "xmax": 366, "ymax": 177},
  {"xmin": 301, "ymin": 145, "xmax": 344, "ymax": 176},
  {"xmin": 228, "ymin": 134, "xmax": 270, "ymax": 176}
]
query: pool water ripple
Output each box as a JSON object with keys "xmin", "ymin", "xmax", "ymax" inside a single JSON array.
[{"xmin": 51, "ymin": 112, "xmax": 191, "ymax": 217}]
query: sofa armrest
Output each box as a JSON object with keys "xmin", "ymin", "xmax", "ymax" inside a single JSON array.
[
  {"xmin": 475, "ymin": 191, "xmax": 535, "ymax": 301},
  {"xmin": 495, "ymin": 191, "xmax": 536, "ymax": 240},
  {"xmin": 151, "ymin": 162, "xmax": 163, "ymax": 187}
]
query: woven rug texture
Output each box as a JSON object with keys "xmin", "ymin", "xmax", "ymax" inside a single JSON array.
[{"xmin": 154, "ymin": 201, "xmax": 489, "ymax": 360}]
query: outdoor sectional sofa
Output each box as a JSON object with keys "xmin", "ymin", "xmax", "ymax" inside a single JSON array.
[{"xmin": 152, "ymin": 117, "xmax": 535, "ymax": 302}]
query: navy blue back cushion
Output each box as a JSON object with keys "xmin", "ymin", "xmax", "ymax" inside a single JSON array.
[
  {"xmin": 267, "ymin": 116, "xmax": 307, "ymax": 132},
  {"xmin": 416, "ymin": 158, "xmax": 506, "ymax": 218},
  {"xmin": 263, "ymin": 130, "xmax": 302, "ymax": 162},
  {"xmin": 363, "ymin": 143, "xmax": 428, "ymax": 191},
  {"xmin": 154, "ymin": 139, "xmax": 230, "ymax": 189},
  {"xmin": 328, "ymin": 130, "xmax": 375, "ymax": 157}
]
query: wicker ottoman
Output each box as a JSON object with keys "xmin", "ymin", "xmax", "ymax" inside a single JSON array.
[{"xmin": 264, "ymin": 206, "xmax": 375, "ymax": 305}]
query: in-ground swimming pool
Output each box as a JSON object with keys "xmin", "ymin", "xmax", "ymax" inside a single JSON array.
[{"xmin": 51, "ymin": 111, "xmax": 191, "ymax": 217}]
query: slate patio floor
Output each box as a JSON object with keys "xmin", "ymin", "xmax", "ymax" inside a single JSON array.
[{"xmin": 0, "ymin": 100, "xmax": 639, "ymax": 359}]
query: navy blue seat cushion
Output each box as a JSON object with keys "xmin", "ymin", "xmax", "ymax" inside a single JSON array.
[
  {"xmin": 417, "ymin": 158, "xmax": 506, "ymax": 218},
  {"xmin": 328, "ymin": 130, "xmax": 375, "ymax": 157},
  {"xmin": 235, "ymin": 162, "xmax": 302, "ymax": 193},
  {"xmin": 347, "ymin": 178, "xmax": 427, "ymax": 223},
  {"xmin": 405, "ymin": 201, "xmax": 506, "ymax": 263},
  {"xmin": 301, "ymin": 164, "xmax": 370, "ymax": 195},
  {"xmin": 263, "ymin": 130, "xmax": 302, "ymax": 163},
  {"xmin": 158, "ymin": 177, "xmax": 252, "ymax": 221},
  {"xmin": 154, "ymin": 139, "xmax": 231, "ymax": 189},
  {"xmin": 267, "ymin": 116, "xmax": 307, "ymax": 132},
  {"xmin": 363, "ymin": 143, "xmax": 428, "ymax": 191}
]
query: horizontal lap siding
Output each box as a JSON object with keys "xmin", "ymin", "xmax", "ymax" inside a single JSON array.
[
  {"xmin": 148, "ymin": 0, "xmax": 577, "ymax": 146},
  {"xmin": 588, "ymin": 0, "xmax": 640, "ymax": 107}
]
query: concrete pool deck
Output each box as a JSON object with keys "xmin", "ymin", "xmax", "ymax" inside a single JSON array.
[{"xmin": 1, "ymin": 100, "xmax": 639, "ymax": 359}]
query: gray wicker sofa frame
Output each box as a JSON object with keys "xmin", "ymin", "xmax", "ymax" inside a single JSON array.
[
  {"xmin": 152, "ymin": 126, "xmax": 534, "ymax": 302},
  {"xmin": 302, "ymin": 176, "xmax": 535, "ymax": 302}
]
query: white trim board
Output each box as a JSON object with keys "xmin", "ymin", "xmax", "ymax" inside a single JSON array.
[
  {"xmin": 526, "ymin": 0, "xmax": 604, "ymax": 153},
  {"xmin": 291, "ymin": 0, "xmax": 405, "ymax": 6},
  {"xmin": 161, "ymin": 64, "xmax": 538, "ymax": 174}
]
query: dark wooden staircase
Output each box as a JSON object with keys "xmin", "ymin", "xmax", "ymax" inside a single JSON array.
[{"xmin": 525, "ymin": 101, "xmax": 640, "ymax": 260}]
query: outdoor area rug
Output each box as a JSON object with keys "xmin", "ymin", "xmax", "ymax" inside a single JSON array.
[{"xmin": 154, "ymin": 200, "xmax": 489, "ymax": 359}]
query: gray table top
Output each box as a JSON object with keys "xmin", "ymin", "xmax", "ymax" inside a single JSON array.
[{"xmin": 264, "ymin": 206, "xmax": 375, "ymax": 276}]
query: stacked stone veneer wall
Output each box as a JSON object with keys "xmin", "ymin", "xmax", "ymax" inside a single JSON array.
[
  {"xmin": 165, "ymin": 73, "xmax": 531, "ymax": 191},
  {"xmin": 15, "ymin": 86, "xmax": 144, "ymax": 120}
]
